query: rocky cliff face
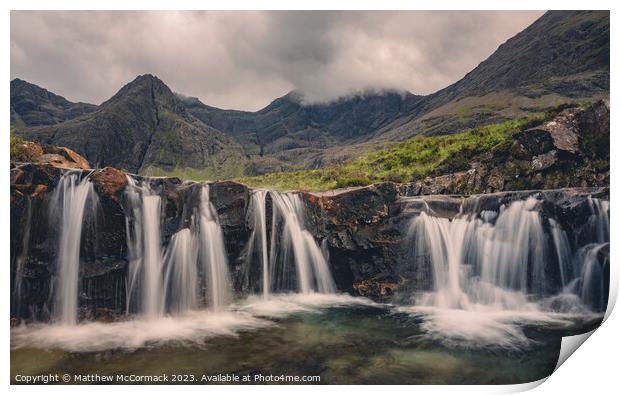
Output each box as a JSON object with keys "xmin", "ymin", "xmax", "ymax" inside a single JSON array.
[
  {"xmin": 10, "ymin": 160, "xmax": 609, "ymax": 320},
  {"xmin": 401, "ymin": 100, "xmax": 609, "ymax": 196}
]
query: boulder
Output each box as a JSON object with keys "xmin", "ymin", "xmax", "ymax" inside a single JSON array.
[
  {"xmin": 11, "ymin": 140, "xmax": 91, "ymax": 170},
  {"xmin": 42, "ymin": 145, "xmax": 91, "ymax": 169},
  {"xmin": 525, "ymin": 108, "xmax": 581, "ymax": 154},
  {"xmin": 91, "ymin": 167, "xmax": 128, "ymax": 200}
]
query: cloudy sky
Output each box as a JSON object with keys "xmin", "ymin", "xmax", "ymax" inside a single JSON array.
[{"xmin": 11, "ymin": 11, "xmax": 544, "ymax": 111}]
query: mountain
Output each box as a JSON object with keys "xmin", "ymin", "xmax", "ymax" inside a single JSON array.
[
  {"xmin": 14, "ymin": 75, "xmax": 247, "ymax": 177},
  {"xmin": 181, "ymin": 11, "xmax": 609, "ymax": 172},
  {"xmin": 10, "ymin": 78, "xmax": 97, "ymax": 127},
  {"xmin": 181, "ymin": 90, "xmax": 423, "ymax": 172},
  {"xmin": 376, "ymin": 10, "xmax": 609, "ymax": 141},
  {"xmin": 10, "ymin": 11, "xmax": 609, "ymax": 178}
]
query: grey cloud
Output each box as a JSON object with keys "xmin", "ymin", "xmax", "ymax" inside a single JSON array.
[{"xmin": 11, "ymin": 10, "xmax": 544, "ymax": 111}]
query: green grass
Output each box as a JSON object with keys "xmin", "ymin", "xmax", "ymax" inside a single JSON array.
[
  {"xmin": 10, "ymin": 130, "xmax": 24, "ymax": 159},
  {"xmin": 237, "ymin": 113, "xmax": 550, "ymax": 191},
  {"xmin": 141, "ymin": 150, "xmax": 247, "ymax": 181}
]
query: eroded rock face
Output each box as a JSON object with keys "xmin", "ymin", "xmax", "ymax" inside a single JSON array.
[
  {"xmin": 402, "ymin": 101, "xmax": 609, "ymax": 196},
  {"xmin": 10, "ymin": 161, "xmax": 610, "ymax": 319}
]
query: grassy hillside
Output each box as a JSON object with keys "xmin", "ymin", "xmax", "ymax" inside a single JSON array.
[{"xmin": 236, "ymin": 112, "xmax": 558, "ymax": 191}]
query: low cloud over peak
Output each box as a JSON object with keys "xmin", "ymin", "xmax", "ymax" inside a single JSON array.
[{"xmin": 11, "ymin": 10, "xmax": 544, "ymax": 111}]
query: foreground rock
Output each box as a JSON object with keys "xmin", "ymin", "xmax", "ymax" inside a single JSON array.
[
  {"xmin": 11, "ymin": 156, "xmax": 610, "ymax": 321},
  {"xmin": 11, "ymin": 140, "xmax": 90, "ymax": 170}
]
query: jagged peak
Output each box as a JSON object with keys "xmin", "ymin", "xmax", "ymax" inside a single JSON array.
[{"xmin": 101, "ymin": 74, "xmax": 185, "ymax": 113}]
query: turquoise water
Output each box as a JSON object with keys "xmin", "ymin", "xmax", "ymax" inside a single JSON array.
[{"xmin": 10, "ymin": 294, "xmax": 602, "ymax": 385}]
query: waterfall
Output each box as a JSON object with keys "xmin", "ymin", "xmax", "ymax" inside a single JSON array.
[
  {"xmin": 587, "ymin": 198, "xmax": 610, "ymax": 243},
  {"xmin": 562, "ymin": 198, "xmax": 611, "ymax": 311},
  {"xmin": 125, "ymin": 180, "xmax": 232, "ymax": 315},
  {"xmin": 51, "ymin": 171, "xmax": 95, "ymax": 325},
  {"xmin": 247, "ymin": 190, "xmax": 270, "ymax": 298},
  {"xmin": 408, "ymin": 213, "xmax": 472, "ymax": 309},
  {"xmin": 125, "ymin": 176, "xmax": 165, "ymax": 318},
  {"xmin": 408, "ymin": 198, "xmax": 548, "ymax": 310},
  {"xmin": 550, "ymin": 218, "xmax": 572, "ymax": 287},
  {"xmin": 575, "ymin": 243, "xmax": 609, "ymax": 311},
  {"xmin": 270, "ymin": 192, "xmax": 336, "ymax": 294},
  {"xmin": 476, "ymin": 198, "xmax": 548, "ymax": 296},
  {"xmin": 198, "ymin": 185, "xmax": 232, "ymax": 310},
  {"xmin": 13, "ymin": 197, "xmax": 32, "ymax": 315},
  {"xmin": 163, "ymin": 228, "xmax": 199, "ymax": 313},
  {"xmin": 408, "ymin": 196, "xmax": 610, "ymax": 312}
]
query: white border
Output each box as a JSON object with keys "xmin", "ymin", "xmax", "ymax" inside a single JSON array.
[{"xmin": 3, "ymin": 1, "xmax": 617, "ymax": 394}]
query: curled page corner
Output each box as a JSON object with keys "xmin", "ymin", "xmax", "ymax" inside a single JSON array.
[
  {"xmin": 553, "ymin": 329, "xmax": 596, "ymax": 373},
  {"xmin": 550, "ymin": 250, "xmax": 618, "ymax": 377}
]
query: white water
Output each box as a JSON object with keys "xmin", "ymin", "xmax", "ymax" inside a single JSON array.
[
  {"xmin": 587, "ymin": 198, "xmax": 610, "ymax": 243},
  {"xmin": 12, "ymin": 293, "xmax": 375, "ymax": 352},
  {"xmin": 270, "ymin": 192, "xmax": 336, "ymax": 294},
  {"xmin": 11, "ymin": 310, "xmax": 271, "ymax": 352},
  {"xmin": 198, "ymin": 185, "xmax": 232, "ymax": 310},
  {"xmin": 51, "ymin": 172, "xmax": 95, "ymax": 325},
  {"xmin": 561, "ymin": 198, "xmax": 610, "ymax": 311},
  {"xmin": 237, "ymin": 293, "xmax": 378, "ymax": 318},
  {"xmin": 126, "ymin": 180, "xmax": 232, "ymax": 315},
  {"xmin": 125, "ymin": 176, "xmax": 165, "ymax": 318},
  {"xmin": 247, "ymin": 190, "xmax": 270, "ymax": 297},
  {"xmin": 406, "ymin": 196, "xmax": 609, "ymax": 347},
  {"xmin": 550, "ymin": 218, "xmax": 573, "ymax": 287},
  {"xmin": 163, "ymin": 228, "xmax": 199, "ymax": 313},
  {"xmin": 408, "ymin": 198, "xmax": 547, "ymax": 310},
  {"xmin": 13, "ymin": 198, "xmax": 32, "ymax": 313}
]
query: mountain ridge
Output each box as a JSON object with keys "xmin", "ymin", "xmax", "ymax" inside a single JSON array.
[
  {"xmin": 14, "ymin": 74, "xmax": 247, "ymax": 177},
  {"xmin": 10, "ymin": 78, "xmax": 98, "ymax": 128},
  {"xmin": 11, "ymin": 10, "xmax": 610, "ymax": 178}
]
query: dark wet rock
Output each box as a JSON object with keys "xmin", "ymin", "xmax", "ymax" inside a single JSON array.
[{"xmin": 10, "ymin": 160, "xmax": 610, "ymax": 319}]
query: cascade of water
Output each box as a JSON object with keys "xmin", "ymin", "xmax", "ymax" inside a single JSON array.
[
  {"xmin": 52, "ymin": 171, "xmax": 95, "ymax": 325},
  {"xmin": 559, "ymin": 197, "xmax": 611, "ymax": 311},
  {"xmin": 408, "ymin": 198, "xmax": 549, "ymax": 311},
  {"xmin": 246, "ymin": 190, "xmax": 270, "ymax": 298},
  {"xmin": 270, "ymin": 192, "xmax": 335, "ymax": 294},
  {"xmin": 577, "ymin": 243, "xmax": 609, "ymax": 311},
  {"xmin": 198, "ymin": 185, "xmax": 232, "ymax": 310},
  {"xmin": 13, "ymin": 197, "xmax": 32, "ymax": 314},
  {"xmin": 124, "ymin": 176, "xmax": 164, "ymax": 318},
  {"xmin": 549, "ymin": 218, "xmax": 573, "ymax": 287},
  {"xmin": 409, "ymin": 195, "xmax": 610, "ymax": 313},
  {"xmin": 587, "ymin": 198, "xmax": 610, "ymax": 243},
  {"xmin": 163, "ymin": 228, "xmax": 199, "ymax": 313},
  {"xmin": 408, "ymin": 212, "xmax": 473, "ymax": 309},
  {"xmin": 477, "ymin": 199, "xmax": 548, "ymax": 295},
  {"xmin": 125, "ymin": 180, "xmax": 232, "ymax": 315}
]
